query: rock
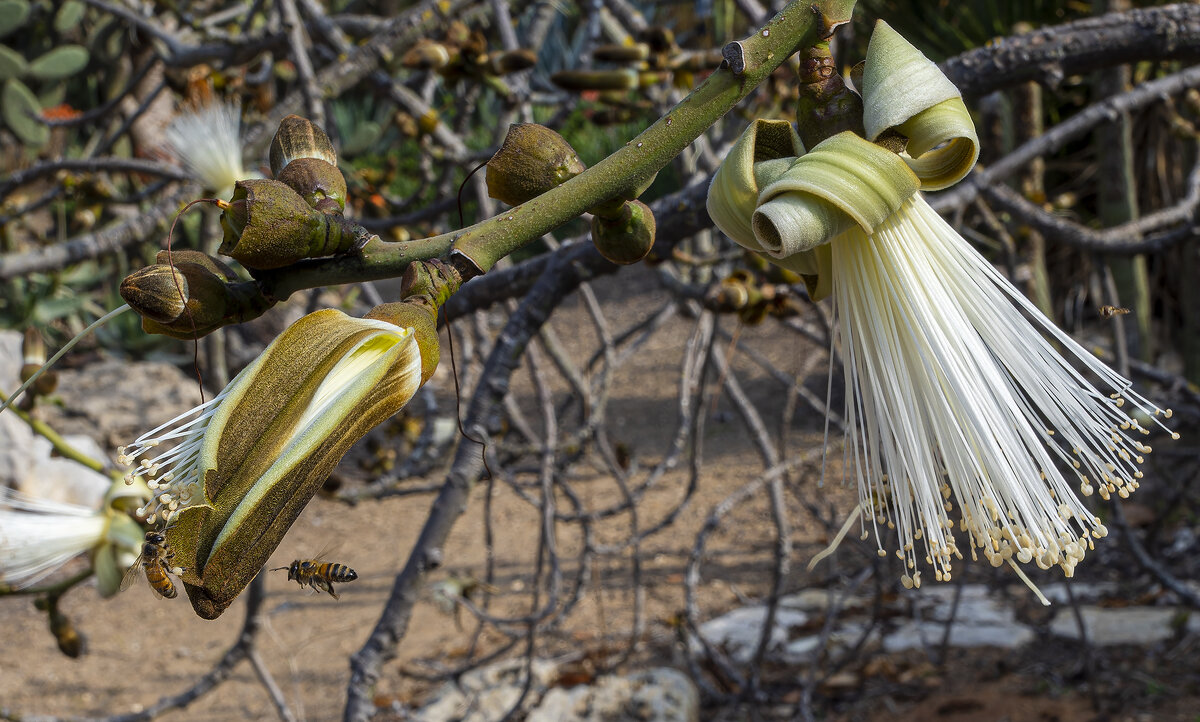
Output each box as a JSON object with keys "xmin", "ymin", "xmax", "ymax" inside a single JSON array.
[
  {"xmin": 13, "ymin": 434, "xmax": 111, "ymax": 508},
  {"xmin": 693, "ymin": 604, "xmax": 810, "ymax": 664},
  {"xmin": 1048, "ymin": 606, "xmax": 1194, "ymax": 646},
  {"xmin": 527, "ymin": 668, "xmax": 698, "ymax": 722},
  {"xmin": 41, "ymin": 358, "xmax": 202, "ymax": 449},
  {"xmin": 1, "ymin": 333, "xmax": 107, "ymax": 506},
  {"xmin": 1039, "ymin": 581, "xmax": 1121, "ymax": 605},
  {"xmin": 883, "ymin": 584, "xmax": 1034, "ymax": 652},
  {"xmin": 415, "ymin": 658, "xmax": 558, "ymax": 722}
]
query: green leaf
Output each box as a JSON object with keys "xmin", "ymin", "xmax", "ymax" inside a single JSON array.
[
  {"xmin": 0, "ymin": 42, "xmax": 26, "ymax": 80},
  {"xmin": 2, "ymin": 78, "xmax": 47, "ymax": 146},
  {"xmin": 37, "ymin": 79, "xmax": 66, "ymax": 107},
  {"xmin": 53, "ymin": 0, "xmax": 86, "ymax": 33},
  {"xmin": 0, "ymin": 0, "xmax": 30, "ymax": 39},
  {"xmin": 28, "ymin": 44, "xmax": 89, "ymax": 80}
]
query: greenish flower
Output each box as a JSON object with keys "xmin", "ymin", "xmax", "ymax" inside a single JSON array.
[{"xmin": 118, "ymin": 308, "xmax": 426, "ymax": 619}]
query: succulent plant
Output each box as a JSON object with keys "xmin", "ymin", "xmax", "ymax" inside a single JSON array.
[{"xmin": 0, "ymin": 0, "xmax": 91, "ymax": 147}]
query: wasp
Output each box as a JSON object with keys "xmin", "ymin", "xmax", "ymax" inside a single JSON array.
[
  {"xmin": 121, "ymin": 530, "xmax": 182, "ymax": 599},
  {"xmin": 1099, "ymin": 305, "xmax": 1131, "ymax": 319},
  {"xmin": 271, "ymin": 555, "xmax": 358, "ymax": 600}
]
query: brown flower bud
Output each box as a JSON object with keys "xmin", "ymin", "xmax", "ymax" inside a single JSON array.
[
  {"xmin": 275, "ymin": 157, "xmax": 348, "ymax": 213},
  {"xmin": 488, "ymin": 49, "xmax": 537, "ymax": 75},
  {"xmin": 403, "ymin": 39, "xmax": 454, "ymax": 70},
  {"xmin": 219, "ymin": 179, "xmax": 363, "ymax": 270},
  {"xmin": 550, "ymin": 69, "xmax": 639, "ymax": 92},
  {"xmin": 485, "ymin": 123, "xmax": 586, "ymax": 206},
  {"xmin": 269, "ymin": 115, "xmax": 337, "ymax": 178},
  {"xmin": 591, "ymin": 200, "xmax": 656, "ymax": 265},
  {"xmin": 120, "ymin": 252, "xmax": 242, "ymax": 338},
  {"xmin": 593, "ymin": 43, "xmax": 651, "ymax": 64}
]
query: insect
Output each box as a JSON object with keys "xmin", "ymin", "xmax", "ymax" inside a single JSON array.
[
  {"xmin": 1099, "ymin": 305, "xmax": 1131, "ymax": 319},
  {"xmin": 120, "ymin": 530, "xmax": 182, "ymax": 599},
  {"xmin": 271, "ymin": 555, "xmax": 358, "ymax": 600}
]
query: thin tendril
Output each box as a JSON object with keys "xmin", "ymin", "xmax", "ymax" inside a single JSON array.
[
  {"xmin": 164, "ymin": 197, "xmax": 228, "ymax": 404},
  {"xmin": 444, "ymin": 319, "xmax": 493, "ymax": 482},
  {"xmin": 457, "ymin": 160, "xmax": 489, "ymax": 229}
]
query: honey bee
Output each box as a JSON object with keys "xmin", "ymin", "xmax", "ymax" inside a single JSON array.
[
  {"xmin": 271, "ymin": 555, "xmax": 358, "ymax": 600},
  {"xmin": 120, "ymin": 530, "xmax": 181, "ymax": 599},
  {"xmin": 1099, "ymin": 305, "xmax": 1131, "ymax": 319}
]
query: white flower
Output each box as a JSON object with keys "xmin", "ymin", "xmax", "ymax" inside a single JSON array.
[
  {"xmin": 0, "ymin": 488, "xmax": 107, "ymax": 588},
  {"xmin": 164, "ymin": 100, "xmax": 254, "ymax": 199},
  {"xmin": 705, "ymin": 21, "xmax": 1178, "ymax": 601},
  {"xmin": 0, "ymin": 486, "xmax": 143, "ymax": 594},
  {"xmin": 831, "ymin": 193, "xmax": 1175, "ymax": 597}
]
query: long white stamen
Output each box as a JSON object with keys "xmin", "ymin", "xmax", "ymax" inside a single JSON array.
[
  {"xmin": 831, "ymin": 195, "xmax": 1173, "ymax": 585},
  {"xmin": 0, "ymin": 489, "xmax": 108, "ymax": 588}
]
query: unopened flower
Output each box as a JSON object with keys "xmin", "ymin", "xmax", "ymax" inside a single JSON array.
[
  {"xmin": 707, "ymin": 21, "xmax": 1176, "ymax": 601},
  {"xmin": 118, "ymin": 307, "xmax": 427, "ymax": 619}
]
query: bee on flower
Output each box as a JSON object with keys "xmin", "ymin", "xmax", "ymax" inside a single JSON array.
[
  {"xmin": 707, "ymin": 21, "xmax": 1176, "ymax": 602},
  {"xmin": 116, "ymin": 302, "xmax": 436, "ymax": 619}
]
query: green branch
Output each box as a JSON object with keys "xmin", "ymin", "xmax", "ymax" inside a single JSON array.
[{"xmin": 254, "ymin": 0, "xmax": 839, "ymax": 299}]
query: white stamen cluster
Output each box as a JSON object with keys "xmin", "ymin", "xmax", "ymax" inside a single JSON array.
[
  {"xmin": 118, "ymin": 388, "xmax": 233, "ymax": 525},
  {"xmin": 163, "ymin": 100, "xmax": 250, "ymax": 199},
  {"xmin": 0, "ymin": 489, "xmax": 108, "ymax": 588},
  {"xmin": 831, "ymin": 195, "xmax": 1175, "ymax": 599}
]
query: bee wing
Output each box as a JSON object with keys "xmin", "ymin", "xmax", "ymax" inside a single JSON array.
[
  {"xmin": 119, "ymin": 552, "xmax": 146, "ymax": 593},
  {"xmin": 310, "ymin": 541, "xmax": 340, "ymax": 565}
]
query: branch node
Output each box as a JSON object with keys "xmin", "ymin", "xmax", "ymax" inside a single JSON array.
[{"xmin": 723, "ymin": 41, "xmax": 747, "ymax": 75}]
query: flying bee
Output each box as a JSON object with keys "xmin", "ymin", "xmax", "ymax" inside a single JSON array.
[
  {"xmin": 120, "ymin": 530, "xmax": 182, "ymax": 599},
  {"xmin": 1099, "ymin": 305, "xmax": 1131, "ymax": 319},
  {"xmin": 271, "ymin": 555, "xmax": 358, "ymax": 600}
]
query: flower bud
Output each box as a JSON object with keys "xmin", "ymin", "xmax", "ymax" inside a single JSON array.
[
  {"xmin": 120, "ymin": 264, "xmax": 189, "ymax": 324},
  {"xmin": 275, "ymin": 157, "xmax": 348, "ymax": 213},
  {"xmin": 593, "ymin": 44, "xmax": 651, "ymax": 64},
  {"xmin": 591, "ymin": 200, "xmax": 655, "ymax": 265},
  {"xmin": 120, "ymin": 251, "xmax": 251, "ymax": 339},
  {"xmin": 551, "ymin": 69, "xmax": 639, "ymax": 92},
  {"xmin": 120, "ymin": 309, "xmax": 426, "ymax": 619},
  {"xmin": 486, "ymin": 123, "xmax": 586, "ymax": 206},
  {"xmin": 20, "ymin": 327, "xmax": 57, "ymax": 397},
  {"xmin": 269, "ymin": 114, "xmax": 337, "ymax": 178},
  {"xmin": 219, "ymin": 179, "xmax": 363, "ymax": 270},
  {"xmin": 403, "ymin": 39, "xmax": 454, "ymax": 70},
  {"xmin": 488, "ymin": 49, "xmax": 537, "ymax": 75}
]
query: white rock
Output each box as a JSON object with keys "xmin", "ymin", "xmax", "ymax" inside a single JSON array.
[
  {"xmin": 0, "ymin": 332, "xmax": 112, "ymax": 507},
  {"xmin": 1049, "ymin": 606, "xmax": 1184, "ymax": 646},
  {"xmin": 527, "ymin": 668, "xmax": 698, "ymax": 722},
  {"xmin": 883, "ymin": 619, "xmax": 1035, "ymax": 652},
  {"xmin": 415, "ymin": 658, "xmax": 558, "ymax": 722},
  {"xmin": 15, "ymin": 434, "xmax": 112, "ymax": 508},
  {"xmin": 1039, "ymin": 581, "xmax": 1121, "ymax": 605},
  {"xmin": 693, "ymin": 605, "xmax": 809, "ymax": 664}
]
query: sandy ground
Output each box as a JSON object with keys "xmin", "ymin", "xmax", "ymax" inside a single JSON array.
[{"xmin": 1, "ymin": 267, "xmax": 1196, "ymax": 721}]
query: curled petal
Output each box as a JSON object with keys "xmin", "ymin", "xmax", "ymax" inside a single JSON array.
[
  {"xmin": 894, "ymin": 97, "xmax": 979, "ymax": 191},
  {"xmin": 861, "ymin": 20, "xmax": 978, "ymax": 189},
  {"xmin": 706, "ymin": 118, "xmax": 805, "ymax": 249},
  {"xmin": 754, "ymin": 132, "xmax": 919, "ymax": 258}
]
